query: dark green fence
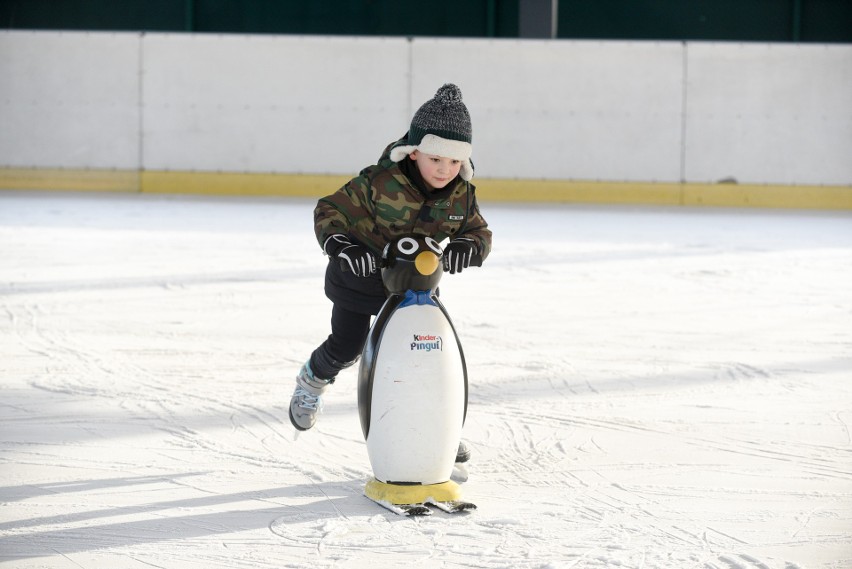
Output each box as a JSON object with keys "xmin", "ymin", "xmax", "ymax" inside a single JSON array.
[
  {"xmin": 1, "ymin": 0, "xmax": 849, "ymax": 42},
  {"xmin": 558, "ymin": 0, "xmax": 852, "ymax": 43}
]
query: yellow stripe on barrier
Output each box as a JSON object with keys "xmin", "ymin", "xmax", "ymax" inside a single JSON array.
[
  {"xmin": 140, "ymin": 170, "xmax": 350, "ymax": 197},
  {"xmin": 681, "ymin": 183, "xmax": 852, "ymax": 209},
  {"xmin": 473, "ymin": 179, "xmax": 683, "ymax": 205},
  {"xmin": 0, "ymin": 168, "xmax": 139, "ymax": 192},
  {"xmin": 2, "ymin": 168, "xmax": 850, "ymax": 210},
  {"xmin": 474, "ymin": 178, "xmax": 852, "ymax": 209}
]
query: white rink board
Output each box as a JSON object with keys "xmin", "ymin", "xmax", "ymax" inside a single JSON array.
[
  {"xmin": 411, "ymin": 39, "xmax": 685, "ymax": 182},
  {"xmin": 0, "ymin": 31, "xmax": 141, "ymax": 169},
  {"xmin": 142, "ymin": 34, "xmax": 410, "ymax": 173},
  {"xmin": 684, "ymin": 43, "xmax": 852, "ymax": 186},
  {"xmin": 1, "ymin": 31, "xmax": 850, "ymax": 186}
]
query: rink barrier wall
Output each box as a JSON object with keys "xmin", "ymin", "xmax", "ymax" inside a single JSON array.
[
  {"xmin": 2, "ymin": 31, "xmax": 851, "ymax": 208},
  {"xmin": 2, "ymin": 168, "xmax": 851, "ymax": 210}
]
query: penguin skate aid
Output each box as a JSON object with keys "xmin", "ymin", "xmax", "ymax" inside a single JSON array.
[{"xmin": 356, "ymin": 235, "xmax": 482, "ymax": 514}]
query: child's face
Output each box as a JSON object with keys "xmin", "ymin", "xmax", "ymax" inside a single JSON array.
[{"xmin": 409, "ymin": 151, "xmax": 462, "ymax": 190}]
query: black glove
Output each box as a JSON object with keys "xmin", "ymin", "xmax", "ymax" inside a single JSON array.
[
  {"xmin": 324, "ymin": 234, "xmax": 377, "ymax": 277},
  {"xmin": 443, "ymin": 237, "xmax": 476, "ymax": 274}
]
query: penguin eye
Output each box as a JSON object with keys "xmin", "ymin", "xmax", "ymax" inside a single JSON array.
[
  {"xmin": 425, "ymin": 237, "xmax": 442, "ymax": 255},
  {"xmin": 397, "ymin": 237, "xmax": 419, "ymax": 255}
]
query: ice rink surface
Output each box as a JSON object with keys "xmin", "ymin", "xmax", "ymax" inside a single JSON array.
[{"xmin": 1, "ymin": 191, "xmax": 850, "ymax": 568}]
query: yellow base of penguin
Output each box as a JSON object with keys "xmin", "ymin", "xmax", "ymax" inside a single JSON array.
[{"xmin": 364, "ymin": 478, "xmax": 462, "ymax": 505}]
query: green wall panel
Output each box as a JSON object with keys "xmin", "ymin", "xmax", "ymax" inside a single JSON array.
[
  {"xmin": 801, "ymin": 0, "xmax": 852, "ymax": 42},
  {"xmin": 558, "ymin": 0, "xmax": 792, "ymax": 41},
  {"xmin": 1, "ymin": 0, "xmax": 848, "ymax": 42},
  {"xmin": 0, "ymin": 0, "xmax": 520, "ymax": 37},
  {"xmin": 0, "ymin": 0, "xmax": 185, "ymax": 32}
]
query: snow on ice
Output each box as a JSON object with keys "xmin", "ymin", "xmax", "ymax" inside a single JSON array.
[{"xmin": 1, "ymin": 191, "xmax": 850, "ymax": 568}]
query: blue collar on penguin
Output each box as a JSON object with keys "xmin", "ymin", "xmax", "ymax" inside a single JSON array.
[{"xmin": 399, "ymin": 289, "xmax": 437, "ymax": 307}]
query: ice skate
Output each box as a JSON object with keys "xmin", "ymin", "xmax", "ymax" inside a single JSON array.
[
  {"xmin": 456, "ymin": 441, "xmax": 471, "ymax": 463},
  {"xmin": 289, "ymin": 362, "xmax": 331, "ymax": 431}
]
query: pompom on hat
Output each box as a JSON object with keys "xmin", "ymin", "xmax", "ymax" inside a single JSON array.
[{"xmin": 390, "ymin": 83, "xmax": 474, "ymax": 181}]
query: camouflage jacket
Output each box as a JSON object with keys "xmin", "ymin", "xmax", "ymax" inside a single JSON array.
[{"xmin": 314, "ymin": 138, "xmax": 492, "ymax": 314}]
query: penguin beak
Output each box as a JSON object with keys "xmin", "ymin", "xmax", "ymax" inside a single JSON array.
[{"xmin": 414, "ymin": 251, "xmax": 439, "ymax": 275}]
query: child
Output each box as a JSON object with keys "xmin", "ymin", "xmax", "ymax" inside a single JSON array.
[{"xmin": 290, "ymin": 84, "xmax": 492, "ymax": 462}]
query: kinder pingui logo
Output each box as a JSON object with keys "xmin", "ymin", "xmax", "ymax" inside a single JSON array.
[{"xmin": 411, "ymin": 334, "xmax": 443, "ymax": 352}]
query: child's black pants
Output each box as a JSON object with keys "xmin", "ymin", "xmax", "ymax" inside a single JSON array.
[{"xmin": 309, "ymin": 304, "xmax": 372, "ymax": 380}]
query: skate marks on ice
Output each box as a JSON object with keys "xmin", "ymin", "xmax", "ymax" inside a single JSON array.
[
  {"xmin": 269, "ymin": 492, "xmax": 804, "ymax": 569},
  {"xmin": 455, "ymin": 359, "xmax": 851, "ymax": 568},
  {"xmin": 1, "ymin": 472, "xmax": 810, "ymax": 569},
  {"xmin": 3, "ymin": 195, "xmax": 852, "ymax": 568},
  {"xmin": 0, "ymin": 477, "xmax": 366, "ymax": 562},
  {"xmin": 715, "ymin": 554, "xmax": 803, "ymax": 569}
]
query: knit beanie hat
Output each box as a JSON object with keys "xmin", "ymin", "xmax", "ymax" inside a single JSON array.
[{"xmin": 390, "ymin": 83, "xmax": 474, "ymax": 181}]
